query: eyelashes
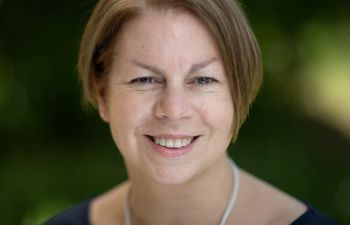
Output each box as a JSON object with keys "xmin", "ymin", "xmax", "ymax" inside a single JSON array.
[
  {"xmin": 129, "ymin": 76, "xmax": 161, "ymax": 85},
  {"xmin": 191, "ymin": 77, "xmax": 218, "ymax": 85},
  {"xmin": 129, "ymin": 76, "xmax": 218, "ymax": 86}
]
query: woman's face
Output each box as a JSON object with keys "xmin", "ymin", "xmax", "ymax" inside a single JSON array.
[{"xmin": 97, "ymin": 10, "xmax": 234, "ymax": 185}]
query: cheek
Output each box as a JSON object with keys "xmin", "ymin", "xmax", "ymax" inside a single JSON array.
[
  {"xmin": 108, "ymin": 91, "xmax": 142, "ymax": 119},
  {"xmin": 107, "ymin": 94, "xmax": 137, "ymax": 143},
  {"xmin": 107, "ymin": 92, "xmax": 153, "ymax": 141},
  {"xmin": 198, "ymin": 93, "xmax": 234, "ymax": 135}
]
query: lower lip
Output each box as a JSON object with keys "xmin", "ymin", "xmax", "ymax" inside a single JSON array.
[{"xmin": 146, "ymin": 137, "xmax": 197, "ymax": 158}]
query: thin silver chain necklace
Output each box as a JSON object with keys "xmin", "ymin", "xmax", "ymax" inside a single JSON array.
[{"xmin": 123, "ymin": 159, "xmax": 240, "ymax": 225}]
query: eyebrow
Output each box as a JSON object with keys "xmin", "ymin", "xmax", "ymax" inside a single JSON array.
[
  {"xmin": 131, "ymin": 57, "xmax": 218, "ymax": 75},
  {"xmin": 189, "ymin": 57, "xmax": 218, "ymax": 73}
]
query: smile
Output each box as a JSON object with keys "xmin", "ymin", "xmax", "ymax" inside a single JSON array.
[{"xmin": 146, "ymin": 135, "xmax": 199, "ymax": 149}]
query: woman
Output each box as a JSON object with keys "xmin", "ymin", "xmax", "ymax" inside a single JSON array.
[{"xmin": 45, "ymin": 0, "xmax": 339, "ymax": 224}]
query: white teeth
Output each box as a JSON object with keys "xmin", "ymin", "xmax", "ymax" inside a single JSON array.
[
  {"xmin": 174, "ymin": 139, "xmax": 182, "ymax": 148},
  {"xmin": 165, "ymin": 139, "xmax": 174, "ymax": 148},
  {"xmin": 160, "ymin": 138, "xmax": 166, "ymax": 146},
  {"xmin": 153, "ymin": 137, "xmax": 194, "ymax": 148}
]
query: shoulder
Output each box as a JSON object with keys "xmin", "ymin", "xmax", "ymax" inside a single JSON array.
[
  {"xmin": 44, "ymin": 199, "xmax": 91, "ymax": 225},
  {"xmin": 291, "ymin": 204, "xmax": 340, "ymax": 225},
  {"xmin": 90, "ymin": 181, "xmax": 130, "ymax": 225},
  {"xmin": 233, "ymin": 169, "xmax": 339, "ymax": 225},
  {"xmin": 43, "ymin": 182, "xmax": 129, "ymax": 225},
  {"xmin": 236, "ymin": 169, "xmax": 307, "ymax": 224}
]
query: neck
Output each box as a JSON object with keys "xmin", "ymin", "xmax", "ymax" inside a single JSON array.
[{"xmin": 126, "ymin": 156, "xmax": 235, "ymax": 225}]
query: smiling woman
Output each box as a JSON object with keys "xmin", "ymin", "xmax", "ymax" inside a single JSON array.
[
  {"xmin": 97, "ymin": 9, "xmax": 235, "ymax": 188},
  {"xmin": 44, "ymin": 0, "xmax": 340, "ymax": 225}
]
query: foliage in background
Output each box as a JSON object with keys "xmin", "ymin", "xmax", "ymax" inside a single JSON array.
[{"xmin": 0, "ymin": 0, "xmax": 349, "ymax": 224}]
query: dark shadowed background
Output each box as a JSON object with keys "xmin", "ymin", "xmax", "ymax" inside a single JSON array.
[{"xmin": 0, "ymin": 0, "xmax": 349, "ymax": 224}]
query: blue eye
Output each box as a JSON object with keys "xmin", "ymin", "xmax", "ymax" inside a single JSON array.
[{"xmin": 194, "ymin": 77, "xmax": 217, "ymax": 85}]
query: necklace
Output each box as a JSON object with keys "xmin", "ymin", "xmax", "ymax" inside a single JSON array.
[{"xmin": 123, "ymin": 159, "xmax": 240, "ymax": 225}]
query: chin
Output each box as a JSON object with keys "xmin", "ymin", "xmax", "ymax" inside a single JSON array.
[{"xmin": 145, "ymin": 163, "xmax": 198, "ymax": 186}]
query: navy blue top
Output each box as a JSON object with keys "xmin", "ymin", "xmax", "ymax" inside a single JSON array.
[{"xmin": 44, "ymin": 199, "xmax": 340, "ymax": 225}]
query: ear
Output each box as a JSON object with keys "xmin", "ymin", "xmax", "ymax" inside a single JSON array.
[{"xmin": 93, "ymin": 78, "xmax": 109, "ymax": 122}]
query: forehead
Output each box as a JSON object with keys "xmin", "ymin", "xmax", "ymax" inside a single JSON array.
[{"xmin": 114, "ymin": 10, "xmax": 221, "ymax": 65}]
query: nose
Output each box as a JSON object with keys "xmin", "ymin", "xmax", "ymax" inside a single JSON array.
[{"xmin": 153, "ymin": 86, "xmax": 192, "ymax": 120}]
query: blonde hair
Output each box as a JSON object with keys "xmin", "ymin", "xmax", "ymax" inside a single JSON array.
[{"xmin": 78, "ymin": 0, "xmax": 263, "ymax": 141}]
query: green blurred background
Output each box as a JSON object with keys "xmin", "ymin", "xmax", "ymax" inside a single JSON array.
[{"xmin": 0, "ymin": 0, "xmax": 349, "ymax": 224}]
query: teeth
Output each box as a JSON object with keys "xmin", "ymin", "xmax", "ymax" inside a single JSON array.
[
  {"xmin": 154, "ymin": 137, "xmax": 194, "ymax": 148},
  {"xmin": 166, "ymin": 139, "xmax": 174, "ymax": 148}
]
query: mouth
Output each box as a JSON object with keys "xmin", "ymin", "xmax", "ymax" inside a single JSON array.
[{"xmin": 145, "ymin": 135, "xmax": 199, "ymax": 149}]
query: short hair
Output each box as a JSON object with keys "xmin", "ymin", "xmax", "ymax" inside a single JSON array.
[{"xmin": 78, "ymin": 0, "xmax": 263, "ymax": 141}]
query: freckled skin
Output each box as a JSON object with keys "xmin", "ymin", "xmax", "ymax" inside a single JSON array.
[
  {"xmin": 96, "ymin": 10, "xmax": 234, "ymax": 185},
  {"xmin": 91, "ymin": 10, "xmax": 308, "ymax": 225}
]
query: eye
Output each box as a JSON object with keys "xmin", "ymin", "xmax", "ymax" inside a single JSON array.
[
  {"xmin": 193, "ymin": 77, "xmax": 218, "ymax": 85},
  {"xmin": 130, "ymin": 76, "xmax": 161, "ymax": 85}
]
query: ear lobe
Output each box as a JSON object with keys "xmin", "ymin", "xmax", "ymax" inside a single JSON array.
[{"xmin": 93, "ymin": 78, "xmax": 109, "ymax": 122}]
